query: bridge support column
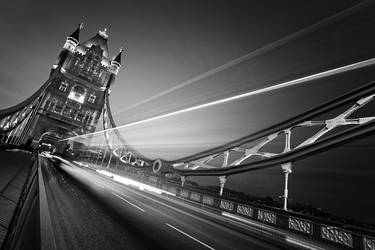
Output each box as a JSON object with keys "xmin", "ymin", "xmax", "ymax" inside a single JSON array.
[
  {"xmin": 219, "ymin": 175, "xmax": 227, "ymax": 196},
  {"xmin": 281, "ymin": 162, "xmax": 292, "ymax": 211},
  {"xmin": 106, "ymin": 153, "xmax": 113, "ymax": 168},
  {"xmin": 181, "ymin": 176, "xmax": 186, "ymax": 187}
]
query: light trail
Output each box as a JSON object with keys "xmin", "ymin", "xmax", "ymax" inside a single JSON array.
[
  {"xmin": 62, "ymin": 57, "xmax": 375, "ymax": 142},
  {"xmin": 114, "ymin": 1, "xmax": 372, "ymax": 115}
]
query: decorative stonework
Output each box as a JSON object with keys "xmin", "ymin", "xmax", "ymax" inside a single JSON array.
[
  {"xmin": 220, "ymin": 199, "xmax": 234, "ymax": 211},
  {"xmin": 236, "ymin": 204, "xmax": 253, "ymax": 217},
  {"xmin": 202, "ymin": 195, "xmax": 214, "ymax": 206},
  {"xmin": 321, "ymin": 225, "xmax": 353, "ymax": 248},
  {"xmin": 180, "ymin": 189, "xmax": 189, "ymax": 198},
  {"xmin": 364, "ymin": 236, "xmax": 375, "ymax": 250},
  {"xmin": 190, "ymin": 192, "xmax": 201, "ymax": 202},
  {"xmin": 288, "ymin": 217, "xmax": 312, "ymax": 234},
  {"xmin": 148, "ymin": 176, "xmax": 158, "ymax": 184},
  {"xmin": 257, "ymin": 209, "xmax": 276, "ymax": 224}
]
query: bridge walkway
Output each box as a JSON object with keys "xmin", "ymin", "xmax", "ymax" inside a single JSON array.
[{"xmin": 0, "ymin": 147, "xmax": 36, "ymax": 248}]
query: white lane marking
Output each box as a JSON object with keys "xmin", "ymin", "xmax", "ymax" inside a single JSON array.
[
  {"xmin": 112, "ymin": 192, "xmax": 145, "ymax": 212},
  {"xmin": 165, "ymin": 223, "xmax": 215, "ymax": 250}
]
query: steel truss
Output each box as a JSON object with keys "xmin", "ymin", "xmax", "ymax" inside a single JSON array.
[{"xmin": 101, "ymin": 79, "xmax": 375, "ymax": 178}]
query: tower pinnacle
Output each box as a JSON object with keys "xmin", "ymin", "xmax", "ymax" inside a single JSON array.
[
  {"xmin": 63, "ymin": 23, "xmax": 83, "ymax": 52},
  {"xmin": 98, "ymin": 28, "xmax": 108, "ymax": 39},
  {"xmin": 110, "ymin": 47, "xmax": 123, "ymax": 75}
]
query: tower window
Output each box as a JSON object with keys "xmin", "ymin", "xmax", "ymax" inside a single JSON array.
[
  {"xmin": 59, "ymin": 82, "xmax": 68, "ymax": 92},
  {"xmin": 54, "ymin": 105, "xmax": 62, "ymax": 114},
  {"xmin": 83, "ymin": 111, "xmax": 93, "ymax": 125},
  {"xmin": 68, "ymin": 85, "xmax": 86, "ymax": 103},
  {"xmin": 46, "ymin": 97, "xmax": 57, "ymax": 111},
  {"xmin": 88, "ymin": 94, "xmax": 96, "ymax": 103},
  {"xmin": 76, "ymin": 113, "xmax": 84, "ymax": 122}
]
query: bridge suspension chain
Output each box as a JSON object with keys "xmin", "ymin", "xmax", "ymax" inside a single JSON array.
[{"xmin": 0, "ymin": 66, "xmax": 61, "ymax": 146}]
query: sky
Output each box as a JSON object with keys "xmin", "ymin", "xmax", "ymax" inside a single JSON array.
[{"xmin": 1, "ymin": 0, "xmax": 375, "ymax": 224}]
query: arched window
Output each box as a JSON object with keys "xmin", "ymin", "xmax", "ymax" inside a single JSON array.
[{"xmin": 68, "ymin": 85, "xmax": 86, "ymax": 103}]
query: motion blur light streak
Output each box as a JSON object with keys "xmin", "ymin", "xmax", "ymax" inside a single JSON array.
[
  {"xmin": 285, "ymin": 237, "xmax": 321, "ymax": 250},
  {"xmin": 64, "ymin": 57, "xmax": 375, "ymax": 142},
  {"xmin": 222, "ymin": 212, "xmax": 321, "ymax": 250},
  {"xmin": 96, "ymin": 169, "xmax": 176, "ymax": 196},
  {"xmin": 115, "ymin": 0, "xmax": 371, "ymax": 115}
]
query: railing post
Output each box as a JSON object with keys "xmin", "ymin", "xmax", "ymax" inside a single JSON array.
[
  {"xmin": 281, "ymin": 162, "xmax": 292, "ymax": 211},
  {"xmin": 106, "ymin": 153, "xmax": 113, "ymax": 168},
  {"xmin": 181, "ymin": 176, "xmax": 186, "ymax": 187},
  {"xmin": 219, "ymin": 175, "xmax": 227, "ymax": 196}
]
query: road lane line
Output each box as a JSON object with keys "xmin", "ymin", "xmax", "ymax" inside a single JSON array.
[
  {"xmin": 112, "ymin": 192, "xmax": 145, "ymax": 212},
  {"xmin": 165, "ymin": 223, "xmax": 215, "ymax": 250}
]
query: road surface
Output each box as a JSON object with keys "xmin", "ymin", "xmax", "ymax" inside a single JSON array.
[{"xmin": 41, "ymin": 155, "xmax": 291, "ymax": 250}]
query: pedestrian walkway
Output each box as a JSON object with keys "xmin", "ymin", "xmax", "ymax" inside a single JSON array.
[{"xmin": 0, "ymin": 148, "xmax": 35, "ymax": 247}]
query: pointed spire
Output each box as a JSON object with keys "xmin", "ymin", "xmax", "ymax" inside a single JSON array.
[
  {"xmin": 63, "ymin": 23, "xmax": 83, "ymax": 52},
  {"xmin": 69, "ymin": 22, "xmax": 83, "ymax": 42},
  {"xmin": 110, "ymin": 47, "xmax": 124, "ymax": 75},
  {"xmin": 113, "ymin": 47, "xmax": 123, "ymax": 65}
]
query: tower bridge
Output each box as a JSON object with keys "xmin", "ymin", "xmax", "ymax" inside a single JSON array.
[{"xmin": 1, "ymin": 11, "xmax": 375, "ymax": 250}]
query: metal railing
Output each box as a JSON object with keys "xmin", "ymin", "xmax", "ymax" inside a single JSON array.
[{"xmin": 100, "ymin": 165, "xmax": 375, "ymax": 250}]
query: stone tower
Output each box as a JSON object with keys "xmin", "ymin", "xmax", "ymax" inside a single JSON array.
[{"xmin": 25, "ymin": 24, "xmax": 123, "ymax": 152}]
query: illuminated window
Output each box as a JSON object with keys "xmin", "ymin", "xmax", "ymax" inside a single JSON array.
[
  {"xmin": 68, "ymin": 85, "xmax": 86, "ymax": 103},
  {"xmin": 54, "ymin": 105, "xmax": 62, "ymax": 113},
  {"xmin": 76, "ymin": 113, "xmax": 84, "ymax": 122},
  {"xmin": 59, "ymin": 82, "xmax": 68, "ymax": 92},
  {"xmin": 88, "ymin": 94, "xmax": 96, "ymax": 103}
]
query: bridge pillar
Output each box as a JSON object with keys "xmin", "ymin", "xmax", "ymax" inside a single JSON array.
[
  {"xmin": 219, "ymin": 175, "xmax": 227, "ymax": 196},
  {"xmin": 106, "ymin": 153, "xmax": 113, "ymax": 168},
  {"xmin": 281, "ymin": 162, "xmax": 292, "ymax": 211}
]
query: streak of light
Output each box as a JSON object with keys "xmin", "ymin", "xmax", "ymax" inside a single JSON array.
[
  {"xmin": 165, "ymin": 223, "xmax": 215, "ymax": 250},
  {"xmin": 112, "ymin": 192, "xmax": 145, "ymax": 212},
  {"xmin": 222, "ymin": 212, "xmax": 322, "ymax": 250},
  {"xmin": 63, "ymin": 57, "xmax": 375, "ymax": 142},
  {"xmin": 115, "ymin": 1, "xmax": 372, "ymax": 115},
  {"xmin": 285, "ymin": 237, "xmax": 321, "ymax": 250},
  {"xmin": 96, "ymin": 169, "xmax": 176, "ymax": 196}
]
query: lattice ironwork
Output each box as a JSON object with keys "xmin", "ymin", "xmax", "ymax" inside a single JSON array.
[{"xmin": 162, "ymin": 80, "xmax": 375, "ymax": 176}]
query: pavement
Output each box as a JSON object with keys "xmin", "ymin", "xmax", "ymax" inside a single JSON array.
[
  {"xmin": 0, "ymin": 148, "xmax": 35, "ymax": 247},
  {"xmin": 40, "ymin": 155, "xmax": 291, "ymax": 250}
]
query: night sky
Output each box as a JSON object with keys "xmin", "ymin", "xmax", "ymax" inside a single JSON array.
[{"xmin": 2, "ymin": 0, "xmax": 375, "ymax": 224}]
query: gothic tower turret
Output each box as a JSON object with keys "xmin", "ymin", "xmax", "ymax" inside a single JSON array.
[{"xmin": 63, "ymin": 23, "xmax": 83, "ymax": 52}]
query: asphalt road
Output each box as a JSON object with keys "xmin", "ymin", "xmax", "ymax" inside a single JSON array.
[{"xmin": 40, "ymin": 155, "xmax": 288, "ymax": 250}]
